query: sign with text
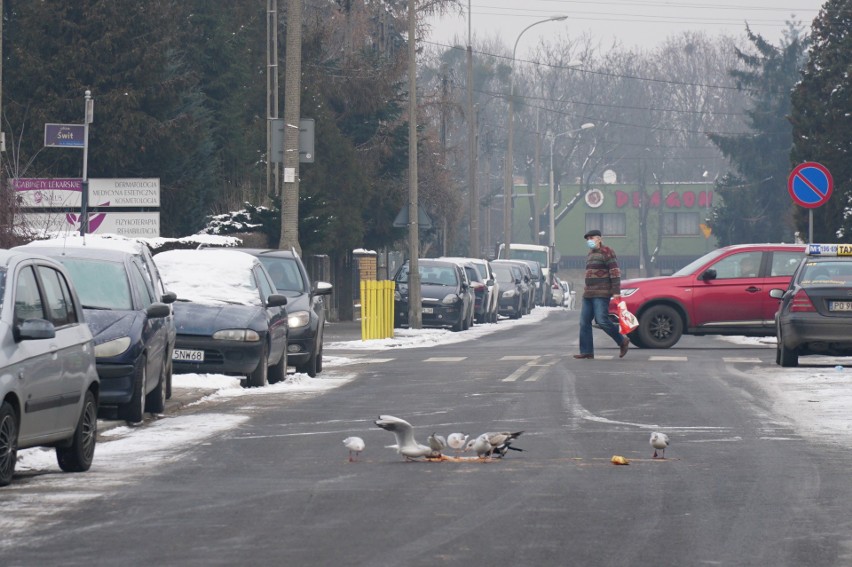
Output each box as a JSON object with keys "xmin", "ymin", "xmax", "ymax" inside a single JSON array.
[
  {"xmin": 21, "ymin": 212, "xmax": 160, "ymax": 238},
  {"xmin": 44, "ymin": 123, "xmax": 85, "ymax": 148},
  {"xmin": 88, "ymin": 178, "xmax": 160, "ymax": 207},
  {"xmin": 13, "ymin": 178, "xmax": 83, "ymax": 207}
]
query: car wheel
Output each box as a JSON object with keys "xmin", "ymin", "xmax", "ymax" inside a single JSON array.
[
  {"xmin": 268, "ymin": 350, "xmax": 287, "ymax": 384},
  {"xmin": 144, "ymin": 357, "xmax": 167, "ymax": 414},
  {"xmin": 627, "ymin": 331, "xmax": 645, "ymax": 349},
  {"xmin": 637, "ymin": 305, "xmax": 683, "ymax": 349},
  {"xmin": 0, "ymin": 401, "xmax": 18, "ymax": 487},
  {"xmin": 57, "ymin": 390, "xmax": 97, "ymax": 473},
  {"xmin": 247, "ymin": 342, "xmax": 269, "ymax": 388},
  {"xmin": 119, "ymin": 358, "xmax": 146, "ymax": 423},
  {"xmin": 779, "ymin": 340, "xmax": 798, "ymax": 367}
]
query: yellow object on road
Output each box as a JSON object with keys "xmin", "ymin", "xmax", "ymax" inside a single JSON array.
[
  {"xmin": 610, "ymin": 455, "xmax": 630, "ymax": 465},
  {"xmin": 361, "ymin": 280, "xmax": 395, "ymax": 340}
]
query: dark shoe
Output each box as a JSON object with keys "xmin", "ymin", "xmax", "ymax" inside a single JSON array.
[
  {"xmin": 619, "ymin": 338, "xmax": 630, "ymax": 358},
  {"xmin": 573, "ymin": 354, "xmax": 594, "ymax": 359}
]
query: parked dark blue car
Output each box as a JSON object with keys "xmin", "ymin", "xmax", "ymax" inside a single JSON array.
[{"xmin": 16, "ymin": 242, "xmax": 175, "ymax": 423}]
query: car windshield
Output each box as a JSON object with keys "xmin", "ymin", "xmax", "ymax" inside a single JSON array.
[
  {"xmin": 506, "ymin": 249, "xmax": 547, "ymax": 265},
  {"xmin": 799, "ymin": 260, "xmax": 852, "ymax": 287},
  {"xmin": 671, "ymin": 248, "xmax": 728, "ymax": 277},
  {"xmin": 396, "ymin": 264, "xmax": 458, "ymax": 286},
  {"xmin": 259, "ymin": 257, "xmax": 305, "ymax": 293},
  {"xmin": 492, "ymin": 265, "xmax": 514, "ymax": 283},
  {"xmin": 60, "ymin": 258, "xmax": 133, "ymax": 310}
]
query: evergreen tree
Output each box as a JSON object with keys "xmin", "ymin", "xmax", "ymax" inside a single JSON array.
[
  {"xmin": 707, "ymin": 24, "xmax": 808, "ymax": 245},
  {"xmin": 790, "ymin": 0, "xmax": 852, "ymax": 242}
]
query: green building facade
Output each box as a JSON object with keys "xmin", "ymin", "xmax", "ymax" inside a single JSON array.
[{"xmin": 510, "ymin": 182, "xmax": 718, "ymax": 279}]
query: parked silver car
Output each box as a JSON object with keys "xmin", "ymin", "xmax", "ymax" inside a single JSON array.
[{"xmin": 0, "ymin": 250, "xmax": 100, "ymax": 487}]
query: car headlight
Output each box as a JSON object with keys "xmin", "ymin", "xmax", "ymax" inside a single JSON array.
[
  {"xmin": 288, "ymin": 310, "xmax": 310, "ymax": 329},
  {"xmin": 442, "ymin": 294, "xmax": 460, "ymax": 304},
  {"xmin": 212, "ymin": 329, "xmax": 261, "ymax": 342},
  {"xmin": 94, "ymin": 337, "xmax": 131, "ymax": 358},
  {"xmin": 620, "ymin": 288, "xmax": 638, "ymax": 297},
  {"xmin": 502, "ymin": 289, "xmax": 516, "ymax": 298}
]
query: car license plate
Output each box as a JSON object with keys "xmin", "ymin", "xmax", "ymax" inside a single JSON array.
[
  {"xmin": 173, "ymin": 349, "xmax": 204, "ymax": 362},
  {"xmin": 829, "ymin": 301, "xmax": 852, "ymax": 312},
  {"xmin": 422, "ymin": 307, "xmax": 434, "ymax": 314}
]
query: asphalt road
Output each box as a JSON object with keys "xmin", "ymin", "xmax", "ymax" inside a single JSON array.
[{"xmin": 3, "ymin": 309, "xmax": 852, "ymax": 566}]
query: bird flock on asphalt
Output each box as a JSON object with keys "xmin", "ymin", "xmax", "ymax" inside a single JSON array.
[{"xmin": 342, "ymin": 415, "xmax": 673, "ymax": 464}]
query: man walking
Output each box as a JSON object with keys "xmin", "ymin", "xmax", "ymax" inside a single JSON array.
[{"xmin": 574, "ymin": 229, "xmax": 629, "ymax": 359}]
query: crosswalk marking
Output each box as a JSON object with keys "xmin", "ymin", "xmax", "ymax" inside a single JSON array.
[
  {"xmin": 424, "ymin": 357, "xmax": 467, "ymax": 362},
  {"xmin": 501, "ymin": 355, "xmax": 540, "ymax": 361},
  {"xmin": 502, "ymin": 364, "xmax": 532, "ymax": 382},
  {"xmin": 722, "ymin": 357, "xmax": 762, "ymax": 363},
  {"xmin": 649, "ymin": 356, "xmax": 688, "ymax": 362}
]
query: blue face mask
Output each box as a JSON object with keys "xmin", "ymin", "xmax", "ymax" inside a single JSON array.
[{"xmin": 586, "ymin": 239, "xmax": 597, "ymax": 249}]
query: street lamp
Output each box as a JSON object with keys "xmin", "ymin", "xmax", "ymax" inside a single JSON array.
[
  {"xmin": 548, "ymin": 122, "xmax": 594, "ymax": 255},
  {"xmin": 503, "ymin": 15, "xmax": 567, "ymax": 259}
]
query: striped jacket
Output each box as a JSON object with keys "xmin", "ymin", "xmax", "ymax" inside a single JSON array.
[{"xmin": 583, "ymin": 244, "xmax": 621, "ymax": 299}]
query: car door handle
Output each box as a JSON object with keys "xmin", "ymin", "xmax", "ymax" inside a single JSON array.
[{"xmin": 745, "ymin": 286, "xmax": 761, "ymax": 293}]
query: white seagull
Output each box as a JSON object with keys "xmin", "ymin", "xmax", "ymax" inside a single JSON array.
[
  {"xmin": 466, "ymin": 431, "xmax": 524, "ymax": 459},
  {"xmin": 427, "ymin": 433, "xmax": 447, "ymax": 455},
  {"xmin": 374, "ymin": 415, "xmax": 437, "ymax": 460},
  {"xmin": 650, "ymin": 432, "xmax": 669, "ymax": 459},
  {"xmin": 343, "ymin": 436, "xmax": 365, "ymax": 462},
  {"xmin": 447, "ymin": 432, "xmax": 469, "ymax": 454}
]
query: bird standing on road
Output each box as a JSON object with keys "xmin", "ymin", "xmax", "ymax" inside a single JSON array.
[
  {"xmin": 466, "ymin": 431, "xmax": 524, "ymax": 459},
  {"xmin": 374, "ymin": 415, "xmax": 436, "ymax": 460},
  {"xmin": 427, "ymin": 433, "xmax": 447, "ymax": 456},
  {"xmin": 447, "ymin": 432, "xmax": 469, "ymax": 454},
  {"xmin": 650, "ymin": 432, "xmax": 669, "ymax": 459},
  {"xmin": 343, "ymin": 437, "xmax": 365, "ymax": 462}
]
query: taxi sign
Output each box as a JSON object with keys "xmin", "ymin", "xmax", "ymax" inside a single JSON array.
[{"xmin": 807, "ymin": 243, "xmax": 852, "ymax": 256}]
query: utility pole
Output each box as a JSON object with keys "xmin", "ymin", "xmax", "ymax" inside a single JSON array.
[
  {"xmin": 280, "ymin": 0, "xmax": 302, "ymax": 254},
  {"xmin": 407, "ymin": 0, "xmax": 421, "ymax": 328},
  {"xmin": 266, "ymin": 0, "xmax": 279, "ymax": 200},
  {"xmin": 466, "ymin": 0, "xmax": 478, "ymax": 258}
]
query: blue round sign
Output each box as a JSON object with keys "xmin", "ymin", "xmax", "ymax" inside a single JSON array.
[{"xmin": 788, "ymin": 162, "xmax": 833, "ymax": 208}]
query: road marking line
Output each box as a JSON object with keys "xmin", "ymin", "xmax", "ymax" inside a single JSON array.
[
  {"xmin": 649, "ymin": 356, "xmax": 688, "ymax": 361},
  {"xmin": 502, "ymin": 363, "xmax": 533, "ymax": 382},
  {"xmin": 357, "ymin": 358, "xmax": 394, "ymax": 364},
  {"xmin": 722, "ymin": 357, "xmax": 762, "ymax": 363},
  {"xmin": 501, "ymin": 355, "xmax": 539, "ymax": 360},
  {"xmin": 424, "ymin": 357, "xmax": 467, "ymax": 362},
  {"xmin": 524, "ymin": 367, "xmax": 550, "ymax": 382}
]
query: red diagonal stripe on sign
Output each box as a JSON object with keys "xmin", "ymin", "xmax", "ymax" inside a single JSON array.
[{"xmin": 795, "ymin": 169, "xmax": 827, "ymax": 199}]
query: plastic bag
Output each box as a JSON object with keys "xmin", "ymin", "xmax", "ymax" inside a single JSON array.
[{"xmin": 617, "ymin": 301, "xmax": 639, "ymax": 335}]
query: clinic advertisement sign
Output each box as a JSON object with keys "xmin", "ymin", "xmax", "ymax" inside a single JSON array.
[
  {"xmin": 13, "ymin": 178, "xmax": 83, "ymax": 207},
  {"xmin": 88, "ymin": 178, "xmax": 160, "ymax": 207},
  {"xmin": 22, "ymin": 212, "xmax": 160, "ymax": 238}
]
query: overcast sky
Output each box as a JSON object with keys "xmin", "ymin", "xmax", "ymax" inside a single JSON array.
[{"xmin": 426, "ymin": 0, "xmax": 825, "ymax": 56}]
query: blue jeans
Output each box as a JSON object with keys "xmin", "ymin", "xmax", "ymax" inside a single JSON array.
[{"xmin": 579, "ymin": 296, "xmax": 625, "ymax": 355}]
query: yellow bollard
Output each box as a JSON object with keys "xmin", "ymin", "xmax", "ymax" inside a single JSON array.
[{"xmin": 361, "ymin": 280, "xmax": 395, "ymax": 340}]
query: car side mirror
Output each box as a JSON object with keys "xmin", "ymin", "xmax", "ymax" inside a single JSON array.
[
  {"xmin": 267, "ymin": 294, "xmax": 288, "ymax": 308},
  {"xmin": 486, "ymin": 278, "xmax": 494, "ymax": 286},
  {"xmin": 147, "ymin": 303, "xmax": 171, "ymax": 319},
  {"xmin": 312, "ymin": 281, "xmax": 333, "ymax": 296},
  {"xmin": 161, "ymin": 291, "xmax": 177, "ymax": 304},
  {"xmin": 15, "ymin": 318, "xmax": 56, "ymax": 342},
  {"xmin": 699, "ymin": 269, "xmax": 717, "ymax": 281},
  {"xmin": 768, "ymin": 288, "xmax": 785, "ymax": 299}
]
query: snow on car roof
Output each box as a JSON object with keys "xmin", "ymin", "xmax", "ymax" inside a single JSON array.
[
  {"xmin": 153, "ymin": 249, "xmax": 262, "ymax": 306},
  {"xmin": 24, "ymin": 233, "xmax": 146, "ymax": 255}
]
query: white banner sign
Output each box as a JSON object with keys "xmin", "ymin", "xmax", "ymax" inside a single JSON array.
[
  {"xmin": 22, "ymin": 212, "xmax": 160, "ymax": 239},
  {"xmin": 88, "ymin": 178, "xmax": 160, "ymax": 207},
  {"xmin": 13, "ymin": 178, "xmax": 83, "ymax": 208}
]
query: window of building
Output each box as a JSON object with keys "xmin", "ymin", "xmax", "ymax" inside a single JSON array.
[
  {"xmin": 585, "ymin": 213, "xmax": 626, "ymax": 237},
  {"xmin": 662, "ymin": 212, "xmax": 700, "ymax": 235}
]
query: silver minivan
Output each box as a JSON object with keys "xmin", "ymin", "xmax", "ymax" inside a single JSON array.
[{"xmin": 0, "ymin": 250, "xmax": 100, "ymax": 487}]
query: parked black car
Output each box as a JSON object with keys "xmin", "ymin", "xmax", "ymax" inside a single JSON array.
[
  {"xmin": 393, "ymin": 259, "xmax": 474, "ymax": 331},
  {"xmin": 236, "ymin": 248, "xmax": 332, "ymax": 377},
  {"xmin": 154, "ymin": 249, "xmax": 289, "ymax": 387},
  {"xmin": 441, "ymin": 257, "xmax": 499, "ymax": 324},
  {"xmin": 771, "ymin": 244, "xmax": 852, "ymax": 367},
  {"xmin": 493, "ymin": 260, "xmax": 534, "ymax": 315},
  {"xmin": 491, "ymin": 262, "xmax": 524, "ymax": 319},
  {"xmin": 16, "ymin": 241, "xmax": 175, "ymax": 423}
]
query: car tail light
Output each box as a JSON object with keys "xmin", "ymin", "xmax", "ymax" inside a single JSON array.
[{"xmin": 790, "ymin": 289, "xmax": 816, "ymax": 312}]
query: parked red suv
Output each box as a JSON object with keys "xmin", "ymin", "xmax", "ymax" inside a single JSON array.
[{"xmin": 611, "ymin": 244, "xmax": 806, "ymax": 348}]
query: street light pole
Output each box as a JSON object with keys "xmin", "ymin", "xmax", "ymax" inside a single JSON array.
[
  {"xmin": 548, "ymin": 122, "xmax": 594, "ymax": 255},
  {"xmin": 503, "ymin": 15, "xmax": 566, "ymax": 260}
]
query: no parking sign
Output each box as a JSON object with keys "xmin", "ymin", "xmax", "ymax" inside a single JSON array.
[{"xmin": 788, "ymin": 162, "xmax": 833, "ymax": 208}]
